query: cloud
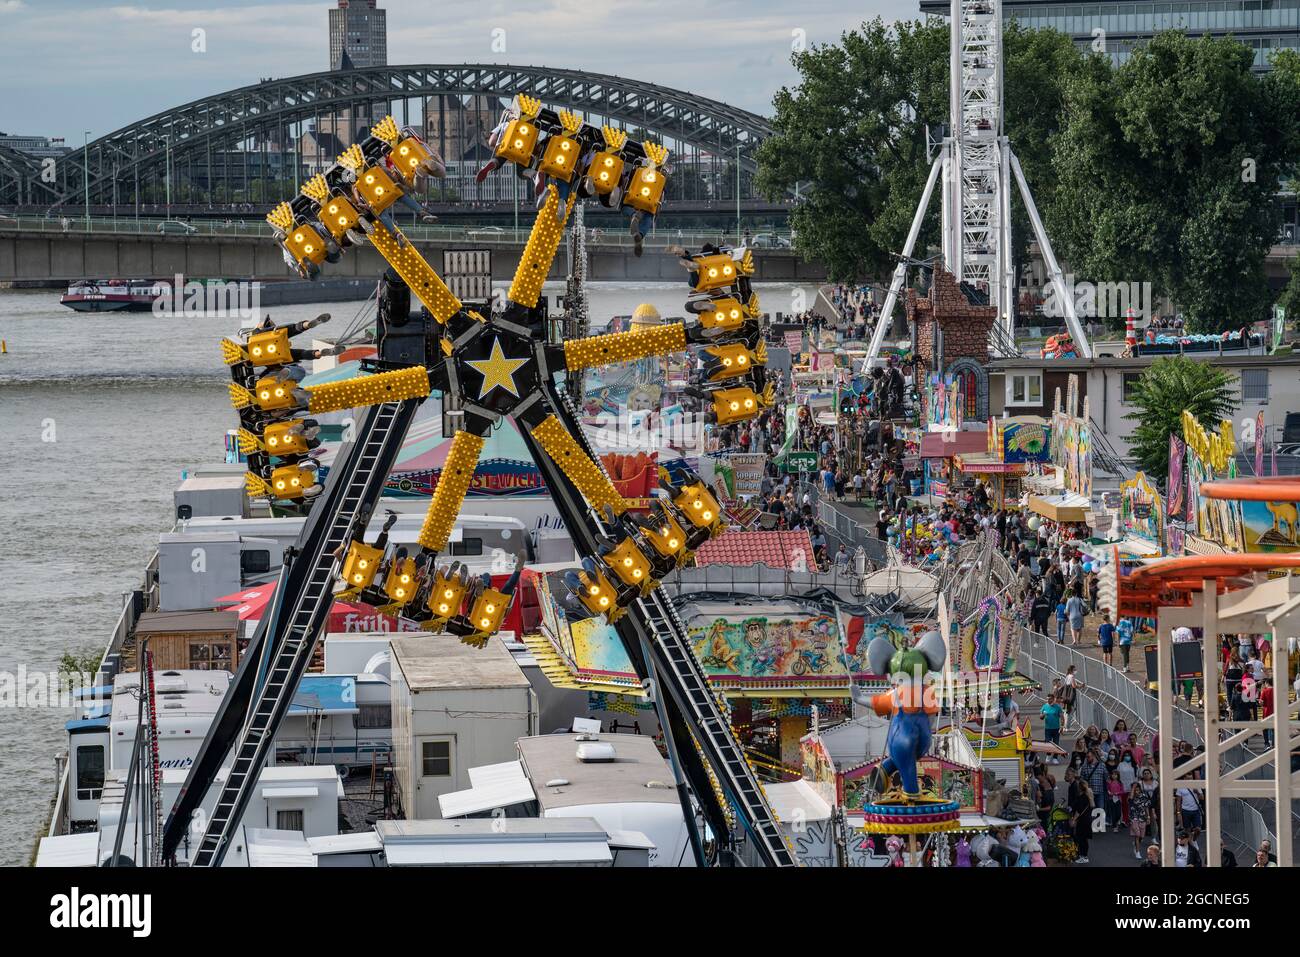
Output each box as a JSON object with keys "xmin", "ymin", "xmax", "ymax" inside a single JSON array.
[
  {"xmin": 0, "ymin": 0, "xmax": 27, "ymax": 12},
  {"xmin": 4, "ymin": 0, "xmax": 904, "ymax": 138}
]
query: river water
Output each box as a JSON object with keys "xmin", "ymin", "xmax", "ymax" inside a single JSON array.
[{"xmin": 0, "ymin": 277, "xmax": 817, "ymax": 865}]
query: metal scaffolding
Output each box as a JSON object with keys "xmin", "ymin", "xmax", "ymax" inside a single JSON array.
[{"xmin": 866, "ymin": 0, "xmax": 1093, "ymax": 366}]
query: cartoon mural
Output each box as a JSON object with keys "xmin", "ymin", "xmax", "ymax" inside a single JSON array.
[
  {"xmin": 995, "ymin": 418, "xmax": 1050, "ymax": 464},
  {"xmin": 957, "ymin": 596, "xmax": 1004, "ymax": 675},
  {"xmin": 535, "ymin": 572, "xmax": 637, "ymax": 679},
  {"xmin": 1049, "ymin": 376, "xmax": 1092, "ymax": 497},
  {"xmin": 689, "ymin": 612, "xmax": 845, "ymax": 684},
  {"xmin": 1240, "ymin": 499, "xmax": 1300, "ymax": 553},
  {"xmin": 800, "ymin": 729, "xmax": 838, "ymax": 810},
  {"xmin": 841, "ymin": 613, "xmax": 911, "ymax": 677},
  {"xmin": 1119, "ymin": 471, "xmax": 1164, "ymax": 547},
  {"xmin": 1182, "ymin": 411, "xmax": 1242, "ymax": 551},
  {"xmin": 922, "ymin": 373, "xmax": 964, "ymax": 432}
]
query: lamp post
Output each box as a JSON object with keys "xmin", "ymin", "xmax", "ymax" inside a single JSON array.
[
  {"xmin": 735, "ymin": 143, "xmax": 741, "ymax": 245},
  {"xmin": 83, "ymin": 131, "xmax": 91, "ymax": 232}
]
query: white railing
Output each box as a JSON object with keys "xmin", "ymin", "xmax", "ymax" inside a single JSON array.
[
  {"xmin": 45, "ymin": 551, "xmax": 157, "ymax": 839},
  {"xmin": 0, "ymin": 215, "xmax": 791, "ymax": 252}
]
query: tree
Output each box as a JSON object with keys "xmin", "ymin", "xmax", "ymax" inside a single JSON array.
[
  {"xmin": 1277, "ymin": 254, "xmax": 1300, "ymax": 327},
  {"xmin": 755, "ymin": 18, "xmax": 948, "ymax": 283},
  {"xmin": 58, "ymin": 646, "xmax": 102, "ymax": 692},
  {"xmin": 1049, "ymin": 33, "xmax": 1299, "ymax": 333},
  {"xmin": 1122, "ymin": 356, "xmax": 1237, "ymax": 481},
  {"xmin": 755, "ymin": 18, "xmax": 1095, "ymax": 288}
]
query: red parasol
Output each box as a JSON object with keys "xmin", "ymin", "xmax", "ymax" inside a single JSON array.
[{"xmin": 213, "ymin": 584, "xmax": 419, "ymax": 633}]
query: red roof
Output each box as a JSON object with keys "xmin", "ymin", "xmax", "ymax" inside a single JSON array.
[
  {"xmin": 693, "ymin": 530, "xmax": 817, "ymax": 570},
  {"xmin": 919, "ymin": 430, "xmax": 987, "ymax": 459}
]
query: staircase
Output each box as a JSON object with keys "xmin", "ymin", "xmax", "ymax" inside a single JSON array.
[{"xmin": 639, "ymin": 590, "xmax": 798, "ymax": 867}]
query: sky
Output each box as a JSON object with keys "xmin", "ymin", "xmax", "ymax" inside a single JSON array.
[{"xmin": 0, "ymin": 0, "xmax": 909, "ymax": 141}]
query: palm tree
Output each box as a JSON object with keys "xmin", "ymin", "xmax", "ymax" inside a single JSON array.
[{"xmin": 1122, "ymin": 356, "xmax": 1237, "ymax": 482}]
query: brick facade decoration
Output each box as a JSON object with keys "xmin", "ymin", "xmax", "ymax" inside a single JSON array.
[{"xmin": 907, "ymin": 267, "xmax": 997, "ymax": 370}]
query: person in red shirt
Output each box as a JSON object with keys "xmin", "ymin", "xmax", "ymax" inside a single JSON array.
[{"xmin": 1260, "ymin": 679, "xmax": 1275, "ymax": 747}]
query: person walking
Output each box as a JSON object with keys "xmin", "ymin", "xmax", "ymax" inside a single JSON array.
[
  {"xmin": 1105, "ymin": 770, "xmax": 1126, "ymax": 831},
  {"xmin": 1035, "ymin": 765, "xmax": 1057, "ymax": 833},
  {"xmin": 1097, "ymin": 613, "xmax": 1115, "ymax": 666},
  {"xmin": 1261, "ymin": 678, "xmax": 1275, "ymax": 747},
  {"xmin": 1175, "ymin": 784, "xmax": 1204, "ymax": 835},
  {"xmin": 1082, "ymin": 747, "xmax": 1109, "ymax": 807},
  {"xmin": 1061, "ymin": 665, "xmax": 1082, "ymax": 730},
  {"xmin": 1071, "ymin": 778, "xmax": 1096, "ymax": 864},
  {"xmin": 1127, "ymin": 781, "xmax": 1152, "ymax": 859},
  {"xmin": 1174, "ymin": 828, "xmax": 1203, "ymax": 867},
  {"xmin": 1117, "ymin": 616, "xmax": 1135, "ymax": 671},
  {"xmin": 1066, "ymin": 587, "xmax": 1087, "ymax": 645},
  {"xmin": 1030, "ymin": 587, "xmax": 1052, "ymax": 636}
]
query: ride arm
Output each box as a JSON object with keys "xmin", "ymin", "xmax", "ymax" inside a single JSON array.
[
  {"xmin": 528, "ymin": 414, "xmax": 627, "ymax": 517},
  {"xmin": 365, "ymin": 220, "xmax": 464, "ymax": 324},
  {"xmin": 508, "ymin": 183, "xmax": 577, "ymax": 308},
  {"xmin": 305, "ymin": 365, "xmax": 431, "ymax": 414},
  {"xmin": 417, "ymin": 430, "xmax": 485, "ymax": 552},
  {"xmin": 558, "ymin": 322, "xmax": 687, "ymax": 372}
]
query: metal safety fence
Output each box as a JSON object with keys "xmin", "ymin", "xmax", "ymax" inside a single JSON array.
[{"xmin": 1017, "ymin": 625, "xmax": 1287, "ymax": 856}]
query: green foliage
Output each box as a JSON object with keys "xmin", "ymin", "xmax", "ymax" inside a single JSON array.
[
  {"xmin": 1049, "ymin": 32, "xmax": 1298, "ymax": 333},
  {"xmin": 1121, "ymin": 356, "xmax": 1237, "ymax": 480},
  {"xmin": 57, "ymin": 647, "xmax": 103, "ymax": 691},
  {"xmin": 757, "ymin": 22, "xmax": 1297, "ymax": 333},
  {"xmin": 755, "ymin": 18, "xmax": 948, "ymax": 282},
  {"xmin": 1278, "ymin": 253, "xmax": 1300, "ymax": 326},
  {"xmin": 756, "ymin": 19, "xmax": 1101, "ymax": 287}
]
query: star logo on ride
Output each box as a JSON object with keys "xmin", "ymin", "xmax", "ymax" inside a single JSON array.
[{"xmin": 466, "ymin": 337, "xmax": 529, "ymax": 400}]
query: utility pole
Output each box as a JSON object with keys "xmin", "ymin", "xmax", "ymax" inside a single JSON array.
[
  {"xmin": 165, "ymin": 134, "xmax": 172, "ymax": 220},
  {"xmin": 735, "ymin": 143, "xmax": 741, "ymax": 245},
  {"xmin": 83, "ymin": 131, "xmax": 91, "ymax": 232}
]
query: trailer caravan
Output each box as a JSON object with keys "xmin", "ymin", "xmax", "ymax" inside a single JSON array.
[
  {"xmin": 274, "ymin": 673, "xmax": 392, "ymax": 768},
  {"xmin": 389, "ymin": 635, "xmax": 537, "ymax": 820},
  {"xmin": 64, "ymin": 670, "xmax": 229, "ymax": 830},
  {"xmin": 94, "ymin": 764, "xmax": 344, "ymax": 867}
]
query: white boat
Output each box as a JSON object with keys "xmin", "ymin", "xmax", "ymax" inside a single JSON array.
[{"xmin": 59, "ymin": 278, "xmax": 170, "ymax": 312}]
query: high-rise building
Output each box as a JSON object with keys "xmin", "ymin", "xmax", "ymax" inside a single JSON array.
[
  {"xmin": 919, "ymin": 1, "xmax": 1300, "ymax": 71},
  {"xmin": 329, "ymin": 0, "xmax": 387, "ymax": 70},
  {"xmin": 325, "ymin": 1, "xmax": 389, "ymax": 142}
]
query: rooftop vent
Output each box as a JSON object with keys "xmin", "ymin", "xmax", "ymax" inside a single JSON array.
[{"xmin": 576, "ymin": 742, "xmax": 616, "ymax": 763}]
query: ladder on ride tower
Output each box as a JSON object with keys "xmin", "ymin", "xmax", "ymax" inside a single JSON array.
[
  {"xmin": 638, "ymin": 590, "xmax": 798, "ymax": 867},
  {"xmin": 187, "ymin": 398, "xmax": 420, "ymax": 867},
  {"xmin": 539, "ymin": 384, "xmax": 795, "ymax": 866}
]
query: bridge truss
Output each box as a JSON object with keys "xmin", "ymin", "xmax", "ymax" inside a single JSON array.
[{"xmin": 0, "ymin": 65, "xmax": 773, "ymax": 211}]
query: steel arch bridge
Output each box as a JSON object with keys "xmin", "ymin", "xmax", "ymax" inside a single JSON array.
[{"xmin": 4, "ymin": 64, "xmax": 773, "ymax": 208}]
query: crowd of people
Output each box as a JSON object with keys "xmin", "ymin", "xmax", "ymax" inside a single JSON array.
[
  {"xmin": 828, "ymin": 282, "xmax": 877, "ymax": 336},
  {"xmin": 1027, "ymin": 721, "xmax": 1281, "ymax": 866},
  {"xmin": 701, "ymin": 287, "xmax": 1295, "ymax": 868}
]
